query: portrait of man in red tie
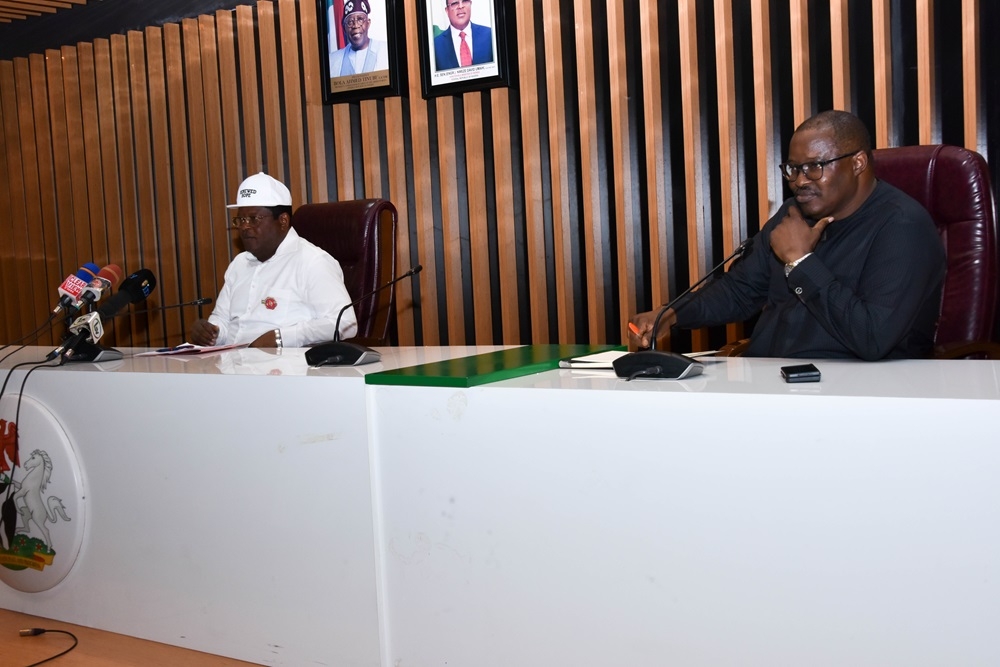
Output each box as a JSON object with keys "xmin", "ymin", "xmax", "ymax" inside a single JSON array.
[{"xmin": 432, "ymin": 0, "xmax": 495, "ymax": 71}]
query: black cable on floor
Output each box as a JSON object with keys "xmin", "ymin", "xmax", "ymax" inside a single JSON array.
[{"xmin": 19, "ymin": 627, "xmax": 80, "ymax": 666}]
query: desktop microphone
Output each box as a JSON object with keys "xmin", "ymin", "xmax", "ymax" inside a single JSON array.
[
  {"xmin": 306, "ymin": 265, "xmax": 423, "ymax": 367},
  {"xmin": 614, "ymin": 238, "xmax": 754, "ymax": 380},
  {"xmin": 75, "ymin": 264, "xmax": 124, "ymax": 311}
]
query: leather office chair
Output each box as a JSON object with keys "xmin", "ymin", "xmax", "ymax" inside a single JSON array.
[
  {"xmin": 718, "ymin": 144, "xmax": 1000, "ymax": 358},
  {"xmin": 293, "ymin": 199, "xmax": 398, "ymax": 345}
]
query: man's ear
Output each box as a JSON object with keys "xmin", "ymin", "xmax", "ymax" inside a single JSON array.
[
  {"xmin": 853, "ymin": 150, "xmax": 870, "ymax": 175},
  {"xmin": 279, "ymin": 212, "xmax": 291, "ymax": 230}
]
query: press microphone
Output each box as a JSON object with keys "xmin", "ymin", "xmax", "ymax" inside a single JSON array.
[
  {"xmin": 52, "ymin": 263, "xmax": 100, "ymax": 314},
  {"xmin": 76, "ymin": 264, "xmax": 124, "ymax": 311},
  {"xmin": 306, "ymin": 265, "xmax": 423, "ymax": 367},
  {"xmin": 614, "ymin": 238, "xmax": 754, "ymax": 380},
  {"xmin": 49, "ymin": 268, "xmax": 157, "ymax": 360}
]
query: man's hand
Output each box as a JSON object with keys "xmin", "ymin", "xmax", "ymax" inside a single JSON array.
[
  {"xmin": 250, "ymin": 329, "xmax": 278, "ymax": 349},
  {"xmin": 190, "ymin": 319, "xmax": 220, "ymax": 346},
  {"xmin": 770, "ymin": 206, "xmax": 835, "ymax": 264},
  {"xmin": 628, "ymin": 308, "xmax": 676, "ymax": 349}
]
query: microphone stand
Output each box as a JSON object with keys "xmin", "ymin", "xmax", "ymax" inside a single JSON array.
[
  {"xmin": 614, "ymin": 238, "xmax": 754, "ymax": 380},
  {"xmin": 306, "ymin": 265, "xmax": 423, "ymax": 367}
]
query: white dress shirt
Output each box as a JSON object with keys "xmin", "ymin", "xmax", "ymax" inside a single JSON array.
[{"xmin": 209, "ymin": 227, "xmax": 357, "ymax": 347}]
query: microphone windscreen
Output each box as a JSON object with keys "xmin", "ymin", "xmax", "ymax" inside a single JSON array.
[
  {"xmin": 97, "ymin": 264, "xmax": 124, "ymax": 286},
  {"xmin": 78, "ymin": 263, "xmax": 100, "ymax": 280},
  {"xmin": 120, "ymin": 268, "xmax": 157, "ymax": 303}
]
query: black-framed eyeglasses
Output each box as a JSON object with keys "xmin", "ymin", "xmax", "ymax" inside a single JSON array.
[
  {"xmin": 343, "ymin": 15, "xmax": 369, "ymax": 28},
  {"xmin": 778, "ymin": 151, "xmax": 859, "ymax": 181},
  {"xmin": 229, "ymin": 213, "xmax": 273, "ymax": 230}
]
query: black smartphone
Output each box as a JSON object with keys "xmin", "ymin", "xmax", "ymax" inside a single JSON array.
[{"xmin": 780, "ymin": 363, "xmax": 821, "ymax": 383}]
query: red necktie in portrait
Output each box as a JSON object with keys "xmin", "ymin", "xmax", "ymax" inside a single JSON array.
[{"xmin": 460, "ymin": 31, "xmax": 472, "ymax": 67}]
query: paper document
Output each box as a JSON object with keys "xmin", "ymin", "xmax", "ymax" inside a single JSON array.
[{"xmin": 136, "ymin": 342, "xmax": 249, "ymax": 357}]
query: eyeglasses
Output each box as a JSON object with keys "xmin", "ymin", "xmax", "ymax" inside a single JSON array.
[
  {"xmin": 229, "ymin": 213, "xmax": 273, "ymax": 230},
  {"xmin": 344, "ymin": 15, "xmax": 369, "ymax": 28},
  {"xmin": 778, "ymin": 151, "xmax": 859, "ymax": 181}
]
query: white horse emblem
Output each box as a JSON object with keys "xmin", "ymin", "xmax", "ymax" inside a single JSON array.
[{"xmin": 11, "ymin": 450, "xmax": 70, "ymax": 549}]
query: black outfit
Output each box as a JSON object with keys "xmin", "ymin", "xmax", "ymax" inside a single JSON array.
[{"xmin": 673, "ymin": 181, "xmax": 946, "ymax": 360}]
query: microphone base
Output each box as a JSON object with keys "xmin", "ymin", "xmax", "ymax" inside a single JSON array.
[
  {"xmin": 305, "ymin": 341, "xmax": 381, "ymax": 367},
  {"xmin": 612, "ymin": 350, "xmax": 704, "ymax": 380},
  {"xmin": 64, "ymin": 340, "xmax": 124, "ymax": 363}
]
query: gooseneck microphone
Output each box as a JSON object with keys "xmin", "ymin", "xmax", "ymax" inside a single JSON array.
[
  {"xmin": 129, "ymin": 297, "xmax": 213, "ymax": 314},
  {"xmin": 614, "ymin": 238, "xmax": 754, "ymax": 380},
  {"xmin": 306, "ymin": 265, "xmax": 423, "ymax": 367}
]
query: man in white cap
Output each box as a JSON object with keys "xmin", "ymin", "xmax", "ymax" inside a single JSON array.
[
  {"xmin": 329, "ymin": 0, "xmax": 389, "ymax": 76},
  {"xmin": 189, "ymin": 172, "xmax": 357, "ymax": 348}
]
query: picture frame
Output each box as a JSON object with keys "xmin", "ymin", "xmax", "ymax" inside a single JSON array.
[
  {"xmin": 415, "ymin": 0, "xmax": 515, "ymax": 99},
  {"xmin": 318, "ymin": 0, "xmax": 406, "ymax": 104}
]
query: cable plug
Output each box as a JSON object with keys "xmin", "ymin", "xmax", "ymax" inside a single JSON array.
[{"xmin": 20, "ymin": 628, "xmax": 46, "ymax": 636}]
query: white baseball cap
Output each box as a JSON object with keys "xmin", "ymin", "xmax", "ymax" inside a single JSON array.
[{"xmin": 227, "ymin": 172, "xmax": 292, "ymax": 208}]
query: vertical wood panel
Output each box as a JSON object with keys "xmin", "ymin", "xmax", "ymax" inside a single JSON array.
[
  {"xmin": 215, "ymin": 10, "xmax": 244, "ymax": 208},
  {"xmin": 61, "ymin": 47, "xmax": 94, "ymax": 269},
  {"xmin": 490, "ymin": 88, "xmax": 519, "ymax": 343},
  {"xmin": 541, "ymin": 0, "xmax": 574, "ymax": 342},
  {"xmin": 514, "ymin": 0, "xmax": 549, "ymax": 343},
  {"xmin": 384, "ymin": 96, "xmax": 415, "ymax": 344},
  {"xmin": 236, "ymin": 4, "xmax": 262, "ymax": 173},
  {"xmin": 639, "ymin": 0, "xmax": 669, "ymax": 309},
  {"xmin": 677, "ymin": 0, "xmax": 710, "ymax": 351},
  {"xmin": 28, "ymin": 53, "xmax": 62, "ymax": 344},
  {"xmin": 962, "ymin": 0, "xmax": 981, "ymax": 151},
  {"xmin": 872, "ymin": 0, "xmax": 893, "ymax": 146},
  {"xmin": 607, "ymin": 0, "xmax": 634, "ymax": 342},
  {"xmin": 257, "ymin": 2, "xmax": 285, "ymax": 181},
  {"xmin": 278, "ymin": 0, "xmax": 307, "ymax": 204},
  {"xmin": 917, "ymin": 0, "xmax": 936, "ymax": 143},
  {"xmin": 44, "ymin": 49, "xmax": 77, "ymax": 276},
  {"xmin": 0, "ymin": 82, "xmax": 13, "ymax": 343},
  {"xmin": 360, "ymin": 98, "xmax": 381, "ymax": 195},
  {"xmin": 751, "ymin": 0, "xmax": 780, "ymax": 226},
  {"xmin": 575, "ymin": 0, "xmax": 607, "ymax": 339},
  {"xmin": 464, "ymin": 96, "xmax": 492, "ymax": 343},
  {"xmin": 126, "ymin": 30, "xmax": 159, "ymax": 346},
  {"xmin": 196, "ymin": 15, "xmax": 232, "ymax": 301},
  {"xmin": 77, "ymin": 43, "xmax": 109, "ymax": 267},
  {"xmin": 297, "ymin": 0, "xmax": 329, "ymax": 203},
  {"xmin": 183, "ymin": 18, "xmax": 217, "ymax": 320},
  {"xmin": 830, "ymin": 0, "xmax": 851, "ymax": 110},
  {"xmin": 109, "ymin": 34, "xmax": 141, "ymax": 345},
  {"xmin": 436, "ymin": 96, "xmax": 466, "ymax": 344},
  {"xmin": 789, "ymin": 0, "xmax": 811, "ymax": 124},
  {"xmin": 0, "ymin": 61, "xmax": 33, "ymax": 336},
  {"xmin": 146, "ymin": 26, "xmax": 182, "ymax": 343},
  {"xmin": 12, "ymin": 58, "xmax": 49, "ymax": 330}
]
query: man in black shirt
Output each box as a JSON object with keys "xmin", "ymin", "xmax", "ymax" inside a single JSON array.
[{"xmin": 629, "ymin": 110, "xmax": 946, "ymax": 360}]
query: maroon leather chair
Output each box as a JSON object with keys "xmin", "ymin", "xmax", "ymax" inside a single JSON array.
[
  {"xmin": 292, "ymin": 199, "xmax": 398, "ymax": 345},
  {"xmin": 872, "ymin": 145, "xmax": 999, "ymax": 356}
]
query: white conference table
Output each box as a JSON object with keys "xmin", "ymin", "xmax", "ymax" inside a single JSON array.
[{"xmin": 2, "ymin": 347, "xmax": 999, "ymax": 666}]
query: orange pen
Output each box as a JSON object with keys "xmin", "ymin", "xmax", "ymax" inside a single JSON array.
[{"xmin": 628, "ymin": 322, "xmax": 641, "ymax": 336}]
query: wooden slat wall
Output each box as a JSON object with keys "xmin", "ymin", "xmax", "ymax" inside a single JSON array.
[{"xmin": 0, "ymin": 0, "xmax": 997, "ymax": 350}]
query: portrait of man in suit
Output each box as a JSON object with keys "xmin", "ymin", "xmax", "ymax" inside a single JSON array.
[
  {"xmin": 329, "ymin": 0, "xmax": 389, "ymax": 77},
  {"xmin": 432, "ymin": 0, "xmax": 494, "ymax": 71}
]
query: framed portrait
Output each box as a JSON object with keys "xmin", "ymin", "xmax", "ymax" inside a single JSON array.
[
  {"xmin": 318, "ymin": 0, "xmax": 406, "ymax": 104},
  {"xmin": 415, "ymin": 0, "xmax": 515, "ymax": 99}
]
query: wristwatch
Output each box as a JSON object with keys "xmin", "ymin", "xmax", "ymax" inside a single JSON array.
[
  {"xmin": 273, "ymin": 328, "xmax": 283, "ymax": 348},
  {"xmin": 784, "ymin": 253, "xmax": 812, "ymax": 278}
]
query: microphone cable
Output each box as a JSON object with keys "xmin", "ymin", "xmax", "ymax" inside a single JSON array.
[
  {"xmin": 0, "ymin": 313, "xmax": 59, "ymax": 354},
  {"xmin": 18, "ymin": 627, "xmax": 80, "ymax": 666}
]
